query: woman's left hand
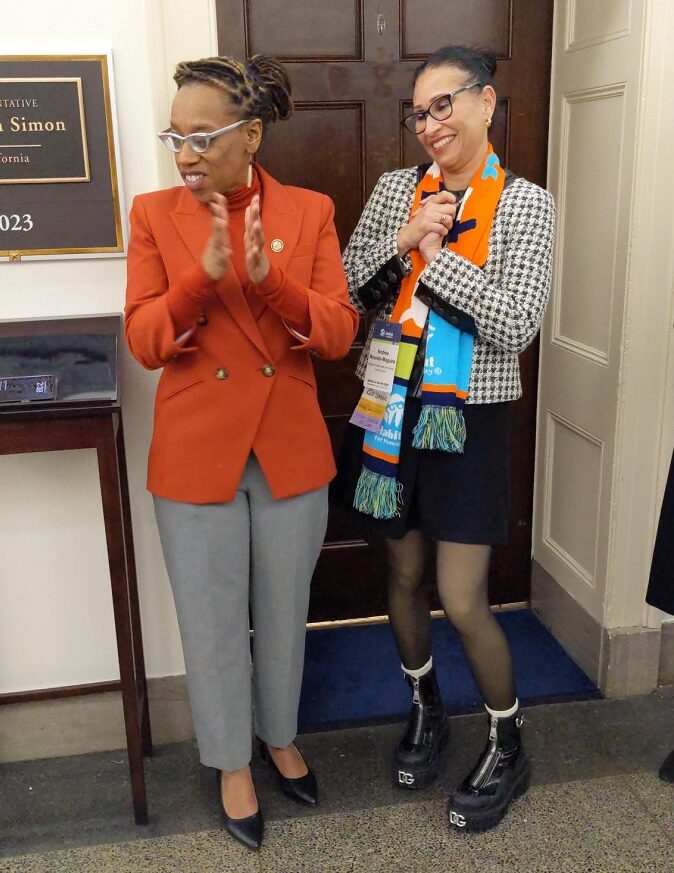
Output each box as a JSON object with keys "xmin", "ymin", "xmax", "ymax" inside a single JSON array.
[{"xmin": 244, "ymin": 194, "xmax": 270, "ymax": 284}]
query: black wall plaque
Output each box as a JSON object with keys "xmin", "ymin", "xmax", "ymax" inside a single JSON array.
[{"xmin": 0, "ymin": 55, "xmax": 123, "ymax": 259}]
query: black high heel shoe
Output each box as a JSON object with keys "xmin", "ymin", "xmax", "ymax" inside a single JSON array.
[
  {"xmin": 259, "ymin": 741, "xmax": 318, "ymax": 806},
  {"xmin": 216, "ymin": 769, "xmax": 264, "ymax": 851}
]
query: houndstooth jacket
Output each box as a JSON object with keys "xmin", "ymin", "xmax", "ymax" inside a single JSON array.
[{"xmin": 342, "ymin": 167, "xmax": 556, "ymax": 404}]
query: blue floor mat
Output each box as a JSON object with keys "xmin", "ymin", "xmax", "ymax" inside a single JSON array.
[{"xmin": 298, "ymin": 610, "xmax": 599, "ymax": 732}]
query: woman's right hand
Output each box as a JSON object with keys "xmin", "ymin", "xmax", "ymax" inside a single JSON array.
[
  {"xmin": 396, "ymin": 190, "xmax": 457, "ymax": 257},
  {"xmin": 418, "ymin": 232, "xmax": 445, "ymax": 264},
  {"xmin": 201, "ymin": 193, "xmax": 232, "ymax": 281}
]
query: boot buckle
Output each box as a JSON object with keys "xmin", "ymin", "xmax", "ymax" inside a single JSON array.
[
  {"xmin": 397, "ymin": 770, "xmax": 415, "ymax": 786},
  {"xmin": 449, "ymin": 810, "xmax": 467, "ymax": 828}
]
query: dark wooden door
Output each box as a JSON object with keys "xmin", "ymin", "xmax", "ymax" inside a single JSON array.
[{"xmin": 217, "ymin": 0, "xmax": 554, "ymax": 620}]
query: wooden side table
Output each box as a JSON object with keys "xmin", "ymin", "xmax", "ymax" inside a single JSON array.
[{"xmin": 0, "ymin": 400, "xmax": 152, "ymax": 824}]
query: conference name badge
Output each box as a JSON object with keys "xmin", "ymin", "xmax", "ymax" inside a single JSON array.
[{"xmin": 350, "ymin": 320, "xmax": 402, "ymax": 433}]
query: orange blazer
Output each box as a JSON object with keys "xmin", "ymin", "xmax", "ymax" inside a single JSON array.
[{"xmin": 125, "ymin": 167, "xmax": 358, "ymax": 504}]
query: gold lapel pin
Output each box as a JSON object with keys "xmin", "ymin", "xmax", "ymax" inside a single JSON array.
[{"xmin": 270, "ymin": 238, "xmax": 284, "ymax": 253}]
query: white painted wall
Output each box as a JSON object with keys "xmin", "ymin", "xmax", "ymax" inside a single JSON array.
[{"xmin": 0, "ymin": 0, "xmax": 216, "ymax": 693}]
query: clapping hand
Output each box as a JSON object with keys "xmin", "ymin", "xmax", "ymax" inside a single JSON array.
[
  {"xmin": 244, "ymin": 194, "xmax": 270, "ymax": 284},
  {"xmin": 201, "ymin": 193, "xmax": 232, "ymax": 281}
]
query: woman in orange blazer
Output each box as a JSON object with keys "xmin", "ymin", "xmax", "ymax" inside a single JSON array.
[{"xmin": 125, "ymin": 54, "xmax": 358, "ymax": 851}]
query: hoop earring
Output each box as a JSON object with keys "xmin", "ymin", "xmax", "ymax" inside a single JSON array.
[
  {"xmin": 485, "ymin": 116, "xmax": 492, "ymax": 128},
  {"xmin": 247, "ymin": 155, "xmax": 254, "ymax": 188}
]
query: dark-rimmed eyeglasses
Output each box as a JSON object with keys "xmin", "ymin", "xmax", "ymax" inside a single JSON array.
[
  {"xmin": 402, "ymin": 82, "xmax": 483, "ymax": 134},
  {"xmin": 156, "ymin": 118, "xmax": 248, "ymax": 154}
]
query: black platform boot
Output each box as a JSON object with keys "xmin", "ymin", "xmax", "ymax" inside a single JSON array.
[
  {"xmin": 393, "ymin": 664, "xmax": 449, "ymax": 790},
  {"xmin": 448, "ymin": 705, "xmax": 529, "ymax": 832}
]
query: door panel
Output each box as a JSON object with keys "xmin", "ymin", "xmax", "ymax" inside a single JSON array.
[
  {"xmin": 217, "ymin": 0, "xmax": 554, "ymax": 619},
  {"xmin": 401, "ymin": 0, "xmax": 512, "ymax": 60},
  {"xmin": 258, "ymin": 101, "xmax": 365, "ymax": 246},
  {"xmin": 244, "ymin": 0, "xmax": 364, "ymax": 60}
]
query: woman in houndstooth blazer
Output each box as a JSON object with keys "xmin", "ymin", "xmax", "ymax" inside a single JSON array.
[{"xmin": 336, "ymin": 45, "xmax": 555, "ymax": 832}]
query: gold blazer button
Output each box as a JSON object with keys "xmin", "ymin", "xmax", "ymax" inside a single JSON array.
[
  {"xmin": 262, "ymin": 365, "xmax": 275, "ymax": 377},
  {"xmin": 270, "ymin": 238, "xmax": 284, "ymax": 253},
  {"xmin": 215, "ymin": 367, "xmax": 228, "ymax": 380}
]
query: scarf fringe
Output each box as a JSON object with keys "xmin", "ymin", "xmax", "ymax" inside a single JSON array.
[
  {"xmin": 353, "ymin": 467, "xmax": 402, "ymax": 519},
  {"xmin": 411, "ymin": 405, "xmax": 466, "ymax": 453}
]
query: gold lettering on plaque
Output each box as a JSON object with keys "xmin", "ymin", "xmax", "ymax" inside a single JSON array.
[
  {"xmin": 0, "ymin": 98, "xmax": 39, "ymax": 108},
  {"xmin": 9, "ymin": 116, "xmax": 67, "ymax": 132},
  {"xmin": 0, "ymin": 77, "xmax": 89, "ymax": 184}
]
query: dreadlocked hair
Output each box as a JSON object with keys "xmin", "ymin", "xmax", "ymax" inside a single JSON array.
[{"xmin": 173, "ymin": 54, "xmax": 292, "ymax": 125}]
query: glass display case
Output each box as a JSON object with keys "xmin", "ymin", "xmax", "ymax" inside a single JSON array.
[{"xmin": 0, "ymin": 314, "xmax": 121, "ymax": 411}]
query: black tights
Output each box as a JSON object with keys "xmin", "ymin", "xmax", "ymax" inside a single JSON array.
[{"xmin": 387, "ymin": 530, "xmax": 516, "ymax": 711}]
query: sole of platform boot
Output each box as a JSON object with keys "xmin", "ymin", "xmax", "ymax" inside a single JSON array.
[
  {"xmin": 447, "ymin": 751, "xmax": 530, "ymax": 832},
  {"xmin": 392, "ymin": 718, "xmax": 450, "ymax": 790}
]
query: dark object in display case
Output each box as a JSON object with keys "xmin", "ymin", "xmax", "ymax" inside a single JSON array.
[{"xmin": 0, "ymin": 314, "xmax": 120, "ymax": 410}]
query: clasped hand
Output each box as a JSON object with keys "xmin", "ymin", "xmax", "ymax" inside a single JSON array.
[
  {"xmin": 201, "ymin": 193, "xmax": 269, "ymax": 284},
  {"xmin": 396, "ymin": 190, "xmax": 457, "ymax": 265}
]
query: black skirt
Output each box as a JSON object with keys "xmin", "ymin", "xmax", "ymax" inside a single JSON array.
[
  {"xmin": 646, "ymin": 450, "xmax": 674, "ymax": 616},
  {"xmin": 331, "ymin": 397, "xmax": 511, "ymax": 544}
]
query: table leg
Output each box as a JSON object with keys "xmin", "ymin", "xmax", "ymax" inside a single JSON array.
[
  {"xmin": 97, "ymin": 418, "xmax": 149, "ymax": 825},
  {"xmin": 116, "ymin": 417, "xmax": 153, "ymax": 757}
]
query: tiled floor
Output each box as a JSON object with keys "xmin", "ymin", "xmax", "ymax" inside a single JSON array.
[{"xmin": 1, "ymin": 692, "xmax": 672, "ymax": 872}]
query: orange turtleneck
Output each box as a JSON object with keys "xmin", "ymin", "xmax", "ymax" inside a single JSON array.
[
  {"xmin": 226, "ymin": 167, "xmax": 310, "ymax": 335},
  {"xmin": 226, "ymin": 168, "xmax": 261, "ymax": 290},
  {"xmin": 168, "ymin": 167, "xmax": 311, "ymax": 338}
]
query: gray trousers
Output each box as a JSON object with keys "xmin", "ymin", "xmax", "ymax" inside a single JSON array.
[{"xmin": 154, "ymin": 455, "xmax": 328, "ymax": 772}]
